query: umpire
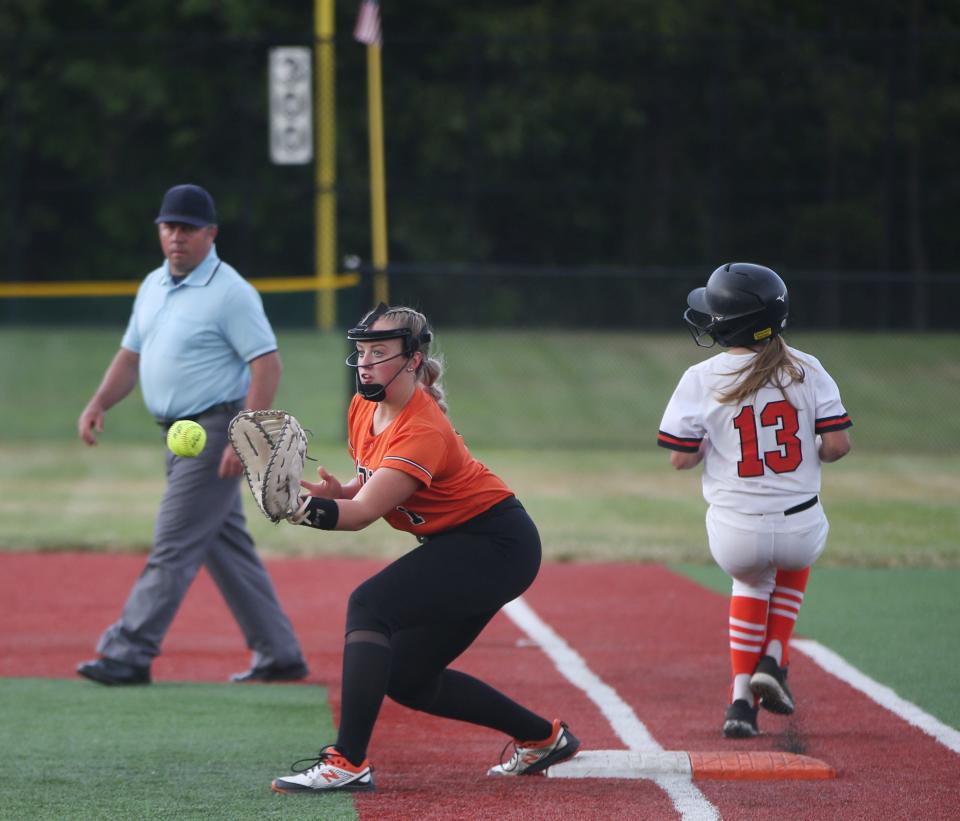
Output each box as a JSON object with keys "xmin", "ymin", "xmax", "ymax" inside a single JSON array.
[{"xmin": 76, "ymin": 184, "xmax": 308, "ymax": 686}]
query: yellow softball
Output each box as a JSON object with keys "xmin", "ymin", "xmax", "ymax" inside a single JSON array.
[{"xmin": 166, "ymin": 420, "xmax": 207, "ymax": 457}]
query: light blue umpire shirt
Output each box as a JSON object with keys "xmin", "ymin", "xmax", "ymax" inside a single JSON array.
[{"xmin": 120, "ymin": 244, "xmax": 277, "ymax": 421}]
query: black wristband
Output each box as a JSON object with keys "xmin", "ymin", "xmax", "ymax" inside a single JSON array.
[{"xmin": 298, "ymin": 496, "xmax": 340, "ymax": 530}]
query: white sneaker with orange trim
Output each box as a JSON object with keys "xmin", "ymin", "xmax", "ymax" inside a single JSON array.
[
  {"xmin": 487, "ymin": 719, "xmax": 581, "ymax": 776},
  {"xmin": 271, "ymin": 745, "xmax": 375, "ymax": 793}
]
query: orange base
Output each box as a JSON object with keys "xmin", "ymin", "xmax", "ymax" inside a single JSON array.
[
  {"xmin": 689, "ymin": 751, "xmax": 836, "ymax": 781},
  {"xmin": 546, "ymin": 749, "xmax": 836, "ymax": 781}
]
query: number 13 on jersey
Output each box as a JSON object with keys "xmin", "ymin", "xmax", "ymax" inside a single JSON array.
[{"xmin": 733, "ymin": 400, "xmax": 802, "ymax": 477}]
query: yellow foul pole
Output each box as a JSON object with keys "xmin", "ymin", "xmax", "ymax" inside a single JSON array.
[
  {"xmin": 315, "ymin": 0, "xmax": 337, "ymax": 330},
  {"xmin": 366, "ymin": 41, "xmax": 389, "ymax": 304}
]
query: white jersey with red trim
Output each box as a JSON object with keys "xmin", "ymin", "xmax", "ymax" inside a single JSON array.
[{"xmin": 657, "ymin": 346, "xmax": 852, "ymax": 514}]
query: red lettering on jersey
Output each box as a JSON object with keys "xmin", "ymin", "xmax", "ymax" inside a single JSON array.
[
  {"xmin": 734, "ymin": 401, "xmax": 802, "ymax": 477},
  {"xmin": 761, "ymin": 399, "xmax": 802, "ymax": 473},
  {"xmin": 733, "ymin": 406, "xmax": 764, "ymax": 477}
]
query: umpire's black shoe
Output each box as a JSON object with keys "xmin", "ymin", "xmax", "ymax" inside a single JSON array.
[
  {"xmin": 722, "ymin": 699, "xmax": 759, "ymax": 738},
  {"xmin": 77, "ymin": 657, "xmax": 151, "ymax": 686},
  {"xmin": 230, "ymin": 660, "xmax": 309, "ymax": 683},
  {"xmin": 750, "ymin": 655, "xmax": 795, "ymax": 715}
]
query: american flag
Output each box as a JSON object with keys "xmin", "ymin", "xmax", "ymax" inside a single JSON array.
[{"xmin": 354, "ymin": 0, "xmax": 382, "ymax": 46}]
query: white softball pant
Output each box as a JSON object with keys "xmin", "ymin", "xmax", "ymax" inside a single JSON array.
[{"xmin": 705, "ymin": 502, "xmax": 830, "ymax": 598}]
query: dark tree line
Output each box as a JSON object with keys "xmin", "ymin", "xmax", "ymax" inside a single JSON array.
[{"xmin": 1, "ymin": 1, "xmax": 958, "ymax": 328}]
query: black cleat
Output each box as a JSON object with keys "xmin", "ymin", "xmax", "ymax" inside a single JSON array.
[
  {"xmin": 750, "ymin": 655, "xmax": 795, "ymax": 715},
  {"xmin": 722, "ymin": 699, "xmax": 759, "ymax": 738}
]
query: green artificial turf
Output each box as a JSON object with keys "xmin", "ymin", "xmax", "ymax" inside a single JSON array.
[{"xmin": 0, "ymin": 680, "xmax": 350, "ymax": 821}]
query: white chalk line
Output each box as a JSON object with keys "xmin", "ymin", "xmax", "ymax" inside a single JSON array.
[
  {"xmin": 792, "ymin": 638, "xmax": 960, "ymax": 754},
  {"xmin": 503, "ymin": 599, "xmax": 960, "ymax": 819},
  {"xmin": 504, "ymin": 598, "xmax": 720, "ymax": 821}
]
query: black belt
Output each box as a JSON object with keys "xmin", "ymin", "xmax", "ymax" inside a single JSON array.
[
  {"xmin": 784, "ymin": 495, "xmax": 818, "ymax": 516},
  {"xmin": 156, "ymin": 401, "xmax": 242, "ymax": 430}
]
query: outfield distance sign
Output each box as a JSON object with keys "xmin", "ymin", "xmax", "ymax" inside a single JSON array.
[{"xmin": 269, "ymin": 47, "xmax": 313, "ymax": 165}]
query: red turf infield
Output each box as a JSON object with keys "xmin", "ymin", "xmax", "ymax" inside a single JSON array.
[{"xmin": 1, "ymin": 552, "xmax": 958, "ymax": 820}]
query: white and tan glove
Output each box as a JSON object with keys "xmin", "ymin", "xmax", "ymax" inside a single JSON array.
[{"xmin": 228, "ymin": 410, "xmax": 308, "ymax": 523}]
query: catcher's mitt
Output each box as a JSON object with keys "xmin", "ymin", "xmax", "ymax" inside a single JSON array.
[{"xmin": 228, "ymin": 410, "xmax": 308, "ymax": 523}]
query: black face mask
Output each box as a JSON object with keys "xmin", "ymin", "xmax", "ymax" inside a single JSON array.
[{"xmin": 345, "ymin": 303, "xmax": 432, "ymax": 403}]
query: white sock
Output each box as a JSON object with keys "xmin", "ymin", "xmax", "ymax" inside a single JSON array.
[
  {"xmin": 732, "ymin": 673, "xmax": 752, "ymax": 703},
  {"xmin": 765, "ymin": 639, "xmax": 783, "ymax": 666}
]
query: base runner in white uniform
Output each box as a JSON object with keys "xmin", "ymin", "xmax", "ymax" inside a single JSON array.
[{"xmin": 657, "ymin": 263, "xmax": 853, "ymax": 738}]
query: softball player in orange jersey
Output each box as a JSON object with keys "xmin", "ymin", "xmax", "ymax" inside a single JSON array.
[
  {"xmin": 658, "ymin": 263, "xmax": 852, "ymax": 738},
  {"xmin": 270, "ymin": 304, "xmax": 579, "ymax": 794}
]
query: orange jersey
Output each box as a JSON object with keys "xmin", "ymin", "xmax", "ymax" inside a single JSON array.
[{"xmin": 347, "ymin": 388, "xmax": 513, "ymax": 535}]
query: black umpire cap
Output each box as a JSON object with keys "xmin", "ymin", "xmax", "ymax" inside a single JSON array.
[{"xmin": 155, "ymin": 184, "xmax": 217, "ymax": 227}]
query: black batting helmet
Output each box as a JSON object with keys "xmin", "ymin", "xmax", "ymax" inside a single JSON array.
[{"xmin": 683, "ymin": 262, "xmax": 789, "ymax": 348}]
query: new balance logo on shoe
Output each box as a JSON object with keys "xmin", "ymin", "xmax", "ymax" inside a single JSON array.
[
  {"xmin": 271, "ymin": 745, "xmax": 375, "ymax": 794},
  {"xmin": 487, "ymin": 719, "xmax": 581, "ymax": 776}
]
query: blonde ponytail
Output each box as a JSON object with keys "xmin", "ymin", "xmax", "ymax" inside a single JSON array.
[
  {"xmin": 379, "ymin": 306, "xmax": 449, "ymax": 413},
  {"xmin": 419, "ymin": 355, "xmax": 448, "ymax": 413},
  {"xmin": 717, "ymin": 336, "xmax": 805, "ymax": 405}
]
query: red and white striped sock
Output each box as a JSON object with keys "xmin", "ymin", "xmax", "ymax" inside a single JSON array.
[
  {"xmin": 728, "ymin": 596, "xmax": 768, "ymax": 702},
  {"xmin": 764, "ymin": 567, "xmax": 811, "ymax": 667}
]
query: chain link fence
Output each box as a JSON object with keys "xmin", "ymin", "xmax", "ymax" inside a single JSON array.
[{"xmin": 1, "ymin": 25, "xmax": 957, "ymax": 456}]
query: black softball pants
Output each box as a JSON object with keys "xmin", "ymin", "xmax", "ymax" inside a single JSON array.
[{"xmin": 334, "ymin": 497, "xmax": 552, "ymax": 764}]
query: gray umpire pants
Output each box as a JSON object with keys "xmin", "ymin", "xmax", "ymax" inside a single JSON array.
[{"xmin": 97, "ymin": 406, "xmax": 304, "ymax": 670}]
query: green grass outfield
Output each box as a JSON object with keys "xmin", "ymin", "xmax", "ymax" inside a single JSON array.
[
  {"xmin": 1, "ymin": 327, "xmax": 957, "ymax": 564},
  {"xmin": 1, "ymin": 442, "xmax": 956, "ymax": 567},
  {"xmin": 3, "ymin": 326, "xmax": 959, "ymax": 454}
]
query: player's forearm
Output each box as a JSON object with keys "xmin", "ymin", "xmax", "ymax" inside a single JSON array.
[
  {"xmin": 321, "ymin": 479, "xmax": 407, "ymax": 530},
  {"xmin": 244, "ymin": 351, "xmax": 282, "ymax": 410},
  {"xmin": 818, "ymin": 430, "xmax": 851, "ymax": 463},
  {"xmin": 87, "ymin": 348, "xmax": 139, "ymax": 412},
  {"xmin": 338, "ymin": 478, "xmax": 361, "ymax": 500},
  {"xmin": 295, "ymin": 469, "xmax": 418, "ymax": 531},
  {"xmin": 330, "ymin": 498, "xmax": 382, "ymax": 531},
  {"xmin": 670, "ymin": 449, "xmax": 704, "ymax": 470},
  {"xmin": 291, "ymin": 495, "xmax": 377, "ymax": 531}
]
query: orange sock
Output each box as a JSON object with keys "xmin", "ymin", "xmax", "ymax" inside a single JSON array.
[
  {"xmin": 764, "ymin": 568, "xmax": 810, "ymax": 667},
  {"xmin": 728, "ymin": 596, "xmax": 768, "ymax": 700}
]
